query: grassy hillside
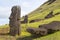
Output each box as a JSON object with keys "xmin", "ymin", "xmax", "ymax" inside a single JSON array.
[
  {"xmin": 0, "ymin": 0, "xmax": 60, "ymax": 40},
  {"xmin": 20, "ymin": 0, "xmax": 60, "ymax": 40},
  {"xmin": 26, "ymin": 0, "xmax": 60, "ymax": 21}
]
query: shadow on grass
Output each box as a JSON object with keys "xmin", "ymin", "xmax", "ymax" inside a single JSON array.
[
  {"xmin": 17, "ymin": 31, "xmax": 58, "ymax": 40},
  {"xmin": 17, "ymin": 35, "xmax": 41, "ymax": 40}
]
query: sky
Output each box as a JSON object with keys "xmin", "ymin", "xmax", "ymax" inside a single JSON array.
[{"xmin": 0, "ymin": 0, "xmax": 47, "ymax": 25}]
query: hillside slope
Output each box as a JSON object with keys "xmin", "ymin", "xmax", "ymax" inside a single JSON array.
[
  {"xmin": 0, "ymin": 0, "xmax": 60, "ymax": 40},
  {"xmin": 21, "ymin": 0, "xmax": 60, "ymax": 40},
  {"xmin": 23, "ymin": 0, "xmax": 60, "ymax": 21}
]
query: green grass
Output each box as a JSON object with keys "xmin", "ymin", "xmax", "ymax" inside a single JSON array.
[
  {"xmin": 26, "ymin": 0, "xmax": 60, "ymax": 21},
  {"xmin": 33, "ymin": 31, "xmax": 60, "ymax": 40},
  {"xmin": 0, "ymin": 0, "xmax": 60, "ymax": 40},
  {"xmin": 0, "ymin": 24, "xmax": 9, "ymax": 28},
  {"xmin": 20, "ymin": 14, "xmax": 60, "ymax": 40},
  {"xmin": 20, "ymin": 0, "xmax": 60, "ymax": 40}
]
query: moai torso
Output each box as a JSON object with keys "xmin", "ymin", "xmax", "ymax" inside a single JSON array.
[{"xmin": 9, "ymin": 6, "xmax": 21, "ymax": 36}]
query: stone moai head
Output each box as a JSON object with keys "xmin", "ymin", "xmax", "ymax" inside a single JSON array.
[
  {"xmin": 9, "ymin": 5, "xmax": 21, "ymax": 19},
  {"xmin": 11, "ymin": 6, "xmax": 21, "ymax": 16},
  {"xmin": 11, "ymin": 6, "xmax": 21, "ymax": 12}
]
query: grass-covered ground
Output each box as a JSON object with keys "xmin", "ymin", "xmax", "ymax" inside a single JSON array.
[
  {"xmin": 20, "ymin": 14, "xmax": 60, "ymax": 40},
  {"xmin": 0, "ymin": 0, "xmax": 60, "ymax": 40},
  {"xmin": 20, "ymin": 0, "xmax": 60, "ymax": 40}
]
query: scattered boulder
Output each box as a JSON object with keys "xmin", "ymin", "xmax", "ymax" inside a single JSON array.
[
  {"xmin": 9, "ymin": 6, "xmax": 21, "ymax": 36},
  {"xmin": 29, "ymin": 12, "xmax": 60, "ymax": 23},
  {"xmin": 45, "ymin": 11, "xmax": 54, "ymax": 19}
]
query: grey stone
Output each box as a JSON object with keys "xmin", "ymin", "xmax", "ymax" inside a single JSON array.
[
  {"xmin": 21, "ymin": 15, "xmax": 28, "ymax": 24},
  {"xmin": 45, "ymin": 11, "xmax": 54, "ymax": 19},
  {"xmin": 26, "ymin": 27, "xmax": 47, "ymax": 36},
  {"xmin": 27, "ymin": 21, "xmax": 60, "ymax": 36},
  {"xmin": 9, "ymin": 6, "xmax": 21, "ymax": 36},
  {"xmin": 24, "ymin": 15, "xmax": 28, "ymax": 23},
  {"xmin": 39, "ymin": 21, "xmax": 60, "ymax": 31}
]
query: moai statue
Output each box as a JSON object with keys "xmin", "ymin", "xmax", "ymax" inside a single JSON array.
[
  {"xmin": 9, "ymin": 6, "xmax": 21, "ymax": 36},
  {"xmin": 24, "ymin": 15, "xmax": 28, "ymax": 23}
]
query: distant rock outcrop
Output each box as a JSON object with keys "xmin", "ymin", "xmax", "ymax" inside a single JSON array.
[
  {"xmin": 48, "ymin": 0, "xmax": 56, "ymax": 5},
  {"xmin": 45, "ymin": 11, "xmax": 60, "ymax": 19},
  {"xmin": 45, "ymin": 11, "xmax": 54, "ymax": 19},
  {"xmin": 29, "ymin": 11, "xmax": 60, "ymax": 23},
  {"xmin": 26, "ymin": 27, "xmax": 47, "ymax": 35},
  {"xmin": 24, "ymin": 15, "xmax": 28, "ymax": 23},
  {"xmin": 39, "ymin": 21, "xmax": 60, "ymax": 31}
]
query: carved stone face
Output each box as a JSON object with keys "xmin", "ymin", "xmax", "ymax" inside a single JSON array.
[{"xmin": 11, "ymin": 6, "xmax": 21, "ymax": 14}]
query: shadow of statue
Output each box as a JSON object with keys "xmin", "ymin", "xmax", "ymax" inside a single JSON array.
[{"xmin": 16, "ymin": 35, "xmax": 41, "ymax": 40}]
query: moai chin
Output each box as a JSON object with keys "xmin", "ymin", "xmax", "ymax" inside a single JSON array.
[{"xmin": 9, "ymin": 6, "xmax": 21, "ymax": 36}]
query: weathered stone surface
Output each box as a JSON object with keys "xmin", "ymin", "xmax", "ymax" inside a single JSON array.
[
  {"xmin": 26, "ymin": 27, "xmax": 47, "ymax": 35},
  {"xmin": 39, "ymin": 21, "xmax": 60, "ymax": 31},
  {"xmin": 9, "ymin": 6, "xmax": 21, "ymax": 36},
  {"xmin": 24, "ymin": 15, "xmax": 28, "ymax": 23},
  {"xmin": 27, "ymin": 21, "xmax": 60, "ymax": 36},
  {"xmin": 21, "ymin": 15, "xmax": 28, "ymax": 24},
  {"xmin": 45, "ymin": 11, "xmax": 54, "ymax": 19},
  {"xmin": 55, "ymin": 12, "xmax": 60, "ymax": 15},
  {"xmin": 29, "ymin": 20, "xmax": 35, "ymax": 23}
]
